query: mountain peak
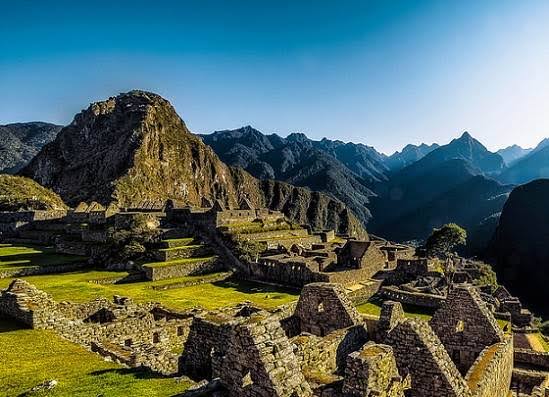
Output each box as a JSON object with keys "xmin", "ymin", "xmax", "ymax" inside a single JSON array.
[
  {"xmin": 286, "ymin": 132, "xmax": 309, "ymax": 142},
  {"xmin": 458, "ymin": 131, "xmax": 473, "ymax": 141}
]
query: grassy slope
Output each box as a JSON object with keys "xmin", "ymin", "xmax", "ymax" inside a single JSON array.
[
  {"xmin": 0, "ymin": 319, "xmax": 190, "ymax": 397},
  {"xmin": 0, "ymin": 245, "xmax": 85, "ymax": 271},
  {"xmin": 0, "ymin": 174, "xmax": 67, "ymax": 211},
  {"xmin": 0, "ymin": 270, "xmax": 297, "ymax": 311}
]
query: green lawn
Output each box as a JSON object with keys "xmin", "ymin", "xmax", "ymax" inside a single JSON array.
[
  {"xmin": 0, "ymin": 244, "xmax": 85, "ymax": 271},
  {"xmin": 0, "ymin": 318, "xmax": 191, "ymax": 397},
  {"xmin": 356, "ymin": 300, "xmax": 435, "ymax": 321},
  {"xmin": 0, "ymin": 270, "xmax": 298, "ymax": 311}
]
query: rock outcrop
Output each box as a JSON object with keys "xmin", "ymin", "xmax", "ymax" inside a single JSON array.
[
  {"xmin": 0, "ymin": 122, "xmax": 61, "ymax": 173},
  {"xmin": 490, "ymin": 179, "xmax": 549, "ymax": 316},
  {"xmin": 21, "ymin": 91, "xmax": 365, "ymax": 236}
]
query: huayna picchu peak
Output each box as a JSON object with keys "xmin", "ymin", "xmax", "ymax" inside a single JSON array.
[{"xmin": 20, "ymin": 91, "xmax": 366, "ymax": 237}]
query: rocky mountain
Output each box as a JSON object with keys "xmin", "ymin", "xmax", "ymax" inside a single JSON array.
[
  {"xmin": 0, "ymin": 122, "xmax": 62, "ymax": 173},
  {"xmin": 368, "ymin": 131, "xmax": 512, "ymax": 248},
  {"xmin": 202, "ymin": 128, "xmax": 389, "ymax": 184},
  {"xmin": 496, "ymin": 144, "xmax": 532, "ymax": 165},
  {"xmin": 498, "ymin": 139, "xmax": 549, "ymax": 184},
  {"xmin": 399, "ymin": 132, "xmax": 506, "ymax": 177},
  {"xmin": 202, "ymin": 127, "xmax": 389, "ymax": 225},
  {"xmin": 490, "ymin": 179, "xmax": 549, "ymax": 316},
  {"xmin": 385, "ymin": 143, "xmax": 440, "ymax": 171},
  {"xmin": 369, "ymin": 156, "xmax": 513, "ymax": 249},
  {"xmin": 0, "ymin": 175, "xmax": 67, "ymax": 211},
  {"xmin": 20, "ymin": 91, "xmax": 366, "ymax": 237}
]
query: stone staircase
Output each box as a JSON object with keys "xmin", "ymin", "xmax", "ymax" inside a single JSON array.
[{"xmin": 141, "ymin": 234, "xmax": 221, "ymax": 281}]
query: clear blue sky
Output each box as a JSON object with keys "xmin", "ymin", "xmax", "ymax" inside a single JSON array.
[{"xmin": 2, "ymin": 0, "xmax": 549, "ymax": 154}]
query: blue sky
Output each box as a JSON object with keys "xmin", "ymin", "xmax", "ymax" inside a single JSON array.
[{"xmin": 1, "ymin": 0, "xmax": 549, "ymax": 154}]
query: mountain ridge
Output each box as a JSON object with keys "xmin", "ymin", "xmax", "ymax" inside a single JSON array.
[
  {"xmin": 20, "ymin": 91, "xmax": 366, "ymax": 237},
  {"xmin": 0, "ymin": 122, "xmax": 62, "ymax": 173}
]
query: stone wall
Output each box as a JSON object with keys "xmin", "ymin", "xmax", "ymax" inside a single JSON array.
[
  {"xmin": 143, "ymin": 257, "xmax": 221, "ymax": 281},
  {"xmin": 0, "ymin": 262, "xmax": 88, "ymax": 279},
  {"xmin": 346, "ymin": 279, "xmax": 383, "ymax": 305},
  {"xmin": 293, "ymin": 325, "xmax": 368, "ymax": 376},
  {"xmin": 429, "ymin": 285, "xmax": 504, "ymax": 374},
  {"xmin": 464, "ymin": 336, "xmax": 514, "ymax": 397},
  {"xmin": 385, "ymin": 258, "xmax": 430, "ymax": 285},
  {"xmin": 0, "ymin": 280, "xmax": 191, "ymax": 376},
  {"xmin": 213, "ymin": 313, "xmax": 313, "ymax": 397},
  {"xmin": 342, "ymin": 343, "xmax": 409, "ymax": 397},
  {"xmin": 294, "ymin": 283, "xmax": 362, "ymax": 337},
  {"xmin": 385, "ymin": 318, "xmax": 473, "ymax": 397},
  {"xmin": 512, "ymin": 368, "xmax": 549, "ymax": 397},
  {"xmin": 248, "ymin": 259, "xmax": 328, "ymax": 287},
  {"xmin": 515, "ymin": 349, "xmax": 549, "ymax": 371},
  {"xmin": 379, "ymin": 286, "xmax": 445, "ymax": 309}
]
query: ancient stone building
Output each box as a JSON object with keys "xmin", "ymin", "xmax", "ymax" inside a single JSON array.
[
  {"xmin": 430, "ymin": 285, "xmax": 505, "ymax": 374},
  {"xmin": 0, "ymin": 279, "xmax": 190, "ymax": 375},
  {"xmin": 0, "ymin": 277, "xmax": 524, "ymax": 396},
  {"xmin": 180, "ymin": 305, "xmax": 313, "ymax": 396},
  {"xmin": 294, "ymin": 283, "xmax": 362, "ymax": 337},
  {"xmin": 336, "ymin": 240, "xmax": 385, "ymax": 273},
  {"xmin": 343, "ymin": 343, "xmax": 410, "ymax": 397}
]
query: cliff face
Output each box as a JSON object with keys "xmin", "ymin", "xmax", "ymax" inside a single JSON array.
[
  {"xmin": 490, "ymin": 179, "xmax": 549, "ymax": 316},
  {"xmin": 0, "ymin": 122, "xmax": 62, "ymax": 173},
  {"xmin": 21, "ymin": 91, "xmax": 365, "ymax": 237}
]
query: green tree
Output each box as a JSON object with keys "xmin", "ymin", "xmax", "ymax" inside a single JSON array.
[{"xmin": 425, "ymin": 223, "xmax": 467, "ymax": 259}]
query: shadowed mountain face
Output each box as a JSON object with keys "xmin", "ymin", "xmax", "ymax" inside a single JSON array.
[
  {"xmin": 369, "ymin": 134, "xmax": 512, "ymax": 249},
  {"xmin": 20, "ymin": 91, "xmax": 366, "ymax": 237},
  {"xmin": 399, "ymin": 132, "xmax": 506, "ymax": 177},
  {"xmin": 385, "ymin": 143, "xmax": 440, "ymax": 171},
  {"xmin": 201, "ymin": 127, "xmax": 390, "ymax": 225},
  {"xmin": 496, "ymin": 145, "xmax": 532, "ymax": 166},
  {"xmin": 490, "ymin": 179, "xmax": 549, "ymax": 316},
  {"xmin": 499, "ymin": 140, "xmax": 549, "ymax": 184},
  {"xmin": 0, "ymin": 122, "xmax": 62, "ymax": 173},
  {"xmin": 202, "ymin": 128, "xmax": 512, "ymax": 251}
]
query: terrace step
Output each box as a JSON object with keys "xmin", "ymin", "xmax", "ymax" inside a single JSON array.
[
  {"xmin": 142, "ymin": 256, "xmax": 220, "ymax": 281},
  {"xmin": 154, "ymin": 244, "xmax": 213, "ymax": 261},
  {"xmin": 160, "ymin": 237, "xmax": 195, "ymax": 249}
]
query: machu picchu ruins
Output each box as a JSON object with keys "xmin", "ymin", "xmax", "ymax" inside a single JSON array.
[
  {"xmin": 2, "ymin": 18, "xmax": 549, "ymax": 395},
  {"xmin": 1, "ymin": 193, "xmax": 548, "ymax": 396}
]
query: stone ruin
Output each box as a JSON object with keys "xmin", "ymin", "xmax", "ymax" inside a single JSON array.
[
  {"xmin": 2, "ymin": 278, "xmax": 544, "ymax": 396},
  {"xmin": 0, "ymin": 279, "xmax": 190, "ymax": 375}
]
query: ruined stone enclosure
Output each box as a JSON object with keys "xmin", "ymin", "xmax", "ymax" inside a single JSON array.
[{"xmin": 0, "ymin": 278, "xmax": 532, "ymax": 397}]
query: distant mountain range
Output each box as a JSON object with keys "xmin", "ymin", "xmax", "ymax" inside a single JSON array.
[
  {"xmin": 202, "ymin": 129, "xmax": 519, "ymax": 252},
  {"xmin": 498, "ymin": 139, "xmax": 549, "ymax": 185},
  {"xmin": 369, "ymin": 133, "xmax": 513, "ymax": 250},
  {"xmin": 0, "ymin": 122, "xmax": 62, "ymax": 173},
  {"xmin": 4, "ymin": 104, "xmax": 549, "ymax": 254},
  {"xmin": 385, "ymin": 143, "xmax": 440, "ymax": 171},
  {"xmin": 496, "ymin": 145, "xmax": 532, "ymax": 165},
  {"xmin": 201, "ymin": 127, "xmax": 387, "ymax": 225}
]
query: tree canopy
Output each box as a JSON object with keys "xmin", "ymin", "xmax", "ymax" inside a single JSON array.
[{"xmin": 425, "ymin": 223, "xmax": 467, "ymax": 258}]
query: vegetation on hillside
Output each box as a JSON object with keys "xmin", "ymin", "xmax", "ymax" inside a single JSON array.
[
  {"xmin": 425, "ymin": 223, "xmax": 467, "ymax": 258},
  {"xmin": 0, "ymin": 174, "xmax": 67, "ymax": 211}
]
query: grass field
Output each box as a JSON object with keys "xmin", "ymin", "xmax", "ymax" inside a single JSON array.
[
  {"xmin": 0, "ymin": 270, "xmax": 298, "ymax": 311},
  {"xmin": 0, "ymin": 318, "xmax": 191, "ymax": 397},
  {"xmin": 356, "ymin": 300, "xmax": 436, "ymax": 321},
  {"xmin": 0, "ymin": 244, "xmax": 85, "ymax": 271}
]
